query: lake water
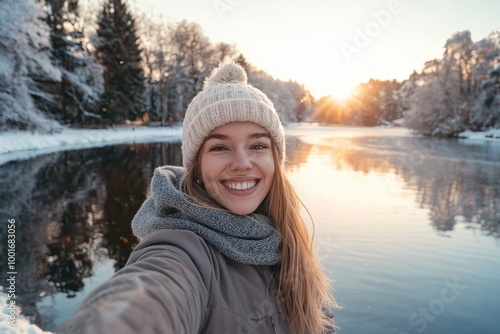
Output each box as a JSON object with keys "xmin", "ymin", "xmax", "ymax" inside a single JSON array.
[{"xmin": 0, "ymin": 125, "xmax": 499, "ymax": 333}]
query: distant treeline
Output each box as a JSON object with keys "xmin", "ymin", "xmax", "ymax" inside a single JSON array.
[
  {"xmin": 1, "ymin": 0, "xmax": 499, "ymax": 137},
  {"xmin": 316, "ymin": 31, "xmax": 500, "ymax": 137}
]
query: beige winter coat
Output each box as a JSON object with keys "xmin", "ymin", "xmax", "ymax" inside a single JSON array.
[{"xmin": 60, "ymin": 229, "xmax": 292, "ymax": 334}]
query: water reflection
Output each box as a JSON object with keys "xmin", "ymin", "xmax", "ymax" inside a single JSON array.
[
  {"xmin": 0, "ymin": 129, "xmax": 498, "ymax": 331},
  {"xmin": 393, "ymin": 138, "xmax": 500, "ymax": 237},
  {"xmin": 298, "ymin": 135, "xmax": 500, "ymax": 237},
  {"xmin": 0, "ymin": 142, "xmax": 181, "ymax": 328}
]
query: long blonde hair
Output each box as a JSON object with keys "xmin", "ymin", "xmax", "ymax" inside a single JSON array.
[{"xmin": 180, "ymin": 141, "xmax": 336, "ymax": 334}]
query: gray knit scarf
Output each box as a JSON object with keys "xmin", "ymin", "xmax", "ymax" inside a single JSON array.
[{"xmin": 131, "ymin": 166, "xmax": 282, "ymax": 266}]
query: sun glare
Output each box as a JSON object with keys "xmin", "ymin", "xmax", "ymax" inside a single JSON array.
[
  {"xmin": 328, "ymin": 83, "xmax": 357, "ymax": 102},
  {"xmin": 260, "ymin": 36, "xmax": 361, "ymax": 102},
  {"xmin": 302, "ymin": 69, "xmax": 359, "ymax": 102},
  {"xmin": 302, "ymin": 56, "xmax": 360, "ymax": 102}
]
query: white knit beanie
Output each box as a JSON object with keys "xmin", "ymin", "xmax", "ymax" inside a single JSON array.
[{"xmin": 182, "ymin": 62, "xmax": 285, "ymax": 170}]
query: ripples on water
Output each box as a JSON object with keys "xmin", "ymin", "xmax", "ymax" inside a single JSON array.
[{"xmin": 0, "ymin": 126, "xmax": 498, "ymax": 333}]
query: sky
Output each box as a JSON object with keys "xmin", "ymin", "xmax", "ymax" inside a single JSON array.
[{"xmin": 132, "ymin": 0, "xmax": 500, "ymax": 100}]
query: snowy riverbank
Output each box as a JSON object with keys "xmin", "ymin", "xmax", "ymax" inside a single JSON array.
[
  {"xmin": 0, "ymin": 126, "xmax": 182, "ymax": 165},
  {"xmin": 1, "ymin": 125, "xmax": 500, "ymax": 166},
  {"xmin": 1, "ymin": 292, "xmax": 52, "ymax": 334}
]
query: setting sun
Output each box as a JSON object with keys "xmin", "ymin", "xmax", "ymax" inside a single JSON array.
[
  {"xmin": 327, "ymin": 80, "xmax": 358, "ymax": 102},
  {"xmin": 262, "ymin": 42, "xmax": 362, "ymax": 100},
  {"xmin": 305, "ymin": 60, "xmax": 360, "ymax": 101}
]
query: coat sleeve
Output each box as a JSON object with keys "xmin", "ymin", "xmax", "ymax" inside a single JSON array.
[{"xmin": 59, "ymin": 230, "xmax": 212, "ymax": 334}]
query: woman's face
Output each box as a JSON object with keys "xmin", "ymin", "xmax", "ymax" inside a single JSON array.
[{"xmin": 199, "ymin": 121, "xmax": 275, "ymax": 215}]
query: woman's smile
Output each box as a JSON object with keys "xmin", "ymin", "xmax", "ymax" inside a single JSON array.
[{"xmin": 223, "ymin": 179, "xmax": 258, "ymax": 191}]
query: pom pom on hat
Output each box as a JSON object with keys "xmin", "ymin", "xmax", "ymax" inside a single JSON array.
[
  {"xmin": 182, "ymin": 62, "xmax": 285, "ymax": 170},
  {"xmin": 204, "ymin": 62, "xmax": 248, "ymax": 87}
]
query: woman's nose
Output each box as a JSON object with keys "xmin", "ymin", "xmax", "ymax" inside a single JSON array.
[{"xmin": 230, "ymin": 149, "xmax": 252, "ymax": 170}]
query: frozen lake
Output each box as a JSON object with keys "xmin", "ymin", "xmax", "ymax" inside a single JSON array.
[{"xmin": 1, "ymin": 125, "xmax": 499, "ymax": 333}]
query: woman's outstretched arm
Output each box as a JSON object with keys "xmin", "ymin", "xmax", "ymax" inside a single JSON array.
[{"xmin": 59, "ymin": 230, "xmax": 211, "ymax": 334}]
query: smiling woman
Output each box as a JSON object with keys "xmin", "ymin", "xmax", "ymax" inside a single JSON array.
[{"xmin": 62, "ymin": 62, "xmax": 336, "ymax": 334}]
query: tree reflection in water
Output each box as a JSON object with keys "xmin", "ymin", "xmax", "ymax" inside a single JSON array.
[
  {"xmin": 292, "ymin": 134, "xmax": 500, "ymax": 237},
  {"xmin": 0, "ymin": 142, "xmax": 181, "ymax": 328}
]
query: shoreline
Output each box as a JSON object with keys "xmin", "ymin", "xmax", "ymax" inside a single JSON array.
[{"xmin": 0, "ymin": 126, "xmax": 182, "ymax": 165}]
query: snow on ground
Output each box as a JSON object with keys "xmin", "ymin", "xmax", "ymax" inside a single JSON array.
[
  {"xmin": 0, "ymin": 126, "xmax": 182, "ymax": 165},
  {"xmin": 459, "ymin": 128, "xmax": 500, "ymax": 140},
  {"xmin": 1, "ymin": 293, "xmax": 52, "ymax": 334}
]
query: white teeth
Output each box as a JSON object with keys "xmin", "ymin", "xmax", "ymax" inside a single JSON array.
[{"xmin": 225, "ymin": 180, "xmax": 256, "ymax": 190}]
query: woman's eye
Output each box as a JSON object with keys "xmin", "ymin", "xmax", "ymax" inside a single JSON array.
[
  {"xmin": 209, "ymin": 145, "xmax": 227, "ymax": 151},
  {"xmin": 251, "ymin": 143, "xmax": 268, "ymax": 150}
]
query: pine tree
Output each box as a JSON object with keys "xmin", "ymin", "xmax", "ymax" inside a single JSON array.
[
  {"xmin": 95, "ymin": 0, "xmax": 145, "ymax": 124},
  {"xmin": 42, "ymin": 0, "xmax": 103, "ymax": 125}
]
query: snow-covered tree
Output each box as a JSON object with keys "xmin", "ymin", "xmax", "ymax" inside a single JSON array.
[
  {"xmin": 402, "ymin": 30, "xmax": 500, "ymax": 136},
  {"xmin": 287, "ymin": 80, "xmax": 315, "ymax": 122},
  {"xmin": 138, "ymin": 19, "xmax": 237, "ymax": 123},
  {"xmin": 443, "ymin": 31, "xmax": 475, "ymax": 97},
  {"xmin": 136, "ymin": 12, "xmax": 170, "ymax": 125},
  {"xmin": 95, "ymin": 0, "xmax": 145, "ymax": 124},
  {"xmin": 163, "ymin": 20, "xmax": 233, "ymax": 122},
  {"xmin": 403, "ymin": 58, "xmax": 466, "ymax": 136},
  {"xmin": 470, "ymin": 66, "xmax": 500, "ymax": 129},
  {"xmin": 41, "ymin": 0, "xmax": 104, "ymax": 125},
  {"xmin": 0, "ymin": 0, "xmax": 61, "ymax": 132},
  {"xmin": 469, "ymin": 32, "xmax": 500, "ymax": 129}
]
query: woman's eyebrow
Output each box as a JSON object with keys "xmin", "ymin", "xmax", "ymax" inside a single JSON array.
[
  {"xmin": 249, "ymin": 132, "xmax": 271, "ymax": 139},
  {"xmin": 205, "ymin": 132, "xmax": 270, "ymax": 141},
  {"xmin": 205, "ymin": 133, "xmax": 227, "ymax": 141}
]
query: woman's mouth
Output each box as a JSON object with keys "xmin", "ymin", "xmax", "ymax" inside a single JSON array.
[{"xmin": 223, "ymin": 180, "xmax": 257, "ymax": 190}]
